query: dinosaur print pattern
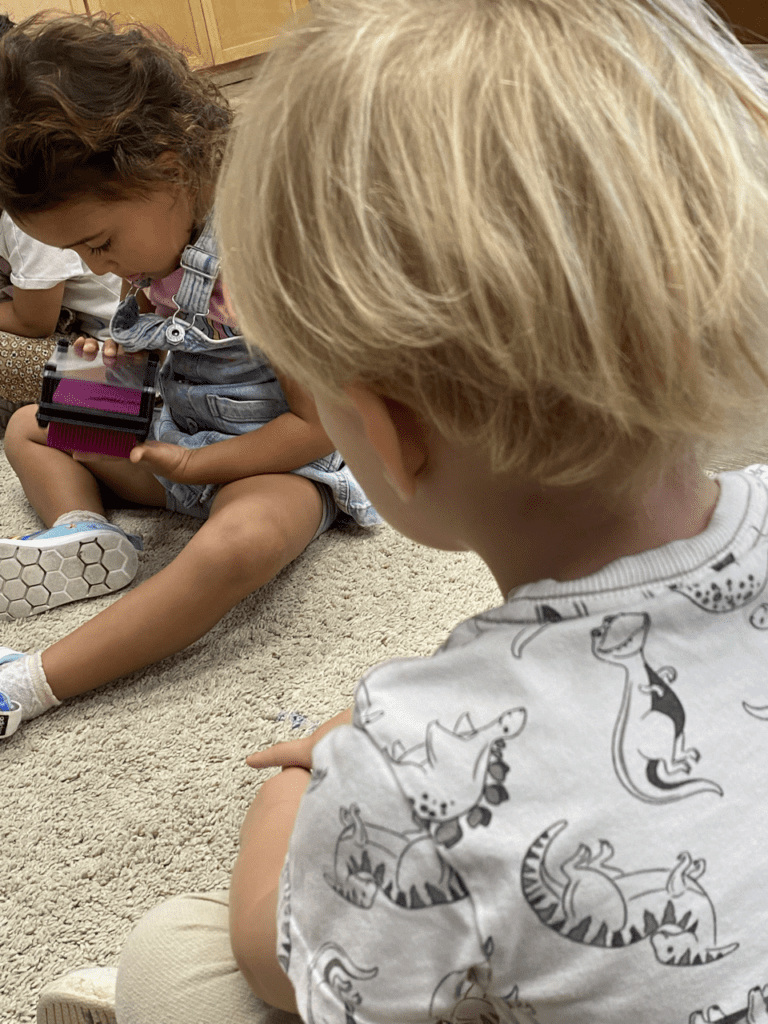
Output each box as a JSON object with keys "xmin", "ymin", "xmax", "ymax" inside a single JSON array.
[
  {"xmin": 521, "ymin": 820, "xmax": 738, "ymax": 968},
  {"xmin": 277, "ymin": 870, "xmax": 292, "ymax": 974},
  {"xmin": 431, "ymin": 964, "xmax": 541, "ymax": 1024},
  {"xmin": 324, "ymin": 802, "xmax": 470, "ymax": 910},
  {"xmin": 591, "ymin": 612, "xmax": 722, "ymax": 803},
  {"xmin": 743, "ymin": 700, "xmax": 768, "ymax": 720},
  {"xmin": 689, "ymin": 981, "xmax": 768, "ymax": 1024},
  {"xmin": 305, "ymin": 942, "xmax": 378, "ymax": 1024},
  {"xmin": 324, "ymin": 707, "xmax": 526, "ymax": 909},
  {"xmin": 668, "ymin": 550, "xmax": 768, "ymax": 612},
  {"xmin": 437, "ymin": 599, "xmax": 590, "ymax": 660},
  {"xmin": 510, "ymin": 604, "xmax": 569, "ymax": 659},
  {"xmin": 384, "ymin": 707, "xmax": 526, "ymax": 847}
]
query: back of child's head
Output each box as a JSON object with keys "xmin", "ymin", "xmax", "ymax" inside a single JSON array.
[
  {"xmin": 219, "ymin": 0, "xmax": 768, "ymax": 491},
  {"xmin": 0, "ymin": 12, "xmax": 231, "ymax": 223}
]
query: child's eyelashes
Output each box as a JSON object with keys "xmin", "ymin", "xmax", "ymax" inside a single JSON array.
[{"xmin": 87, "ymin": 240, "xmax": 111, "ymax": 256}]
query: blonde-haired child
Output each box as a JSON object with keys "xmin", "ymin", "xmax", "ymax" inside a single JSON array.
[{"xmin": 38, "ymin": 1, "xmax": 768, "ymax": 1022}]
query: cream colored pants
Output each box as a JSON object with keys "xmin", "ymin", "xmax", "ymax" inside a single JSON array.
[{"xmin": 115, "ymin": 890, "xmax": 301, "ymax": 1024}]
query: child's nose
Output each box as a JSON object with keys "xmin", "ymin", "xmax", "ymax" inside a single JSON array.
[{"xmin": 83, "ymin": 252, "xmax": 118, "ymax": 277}]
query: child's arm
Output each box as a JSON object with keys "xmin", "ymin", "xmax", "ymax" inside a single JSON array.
[
  {"xmin": 245, "ymin": 708, "xmax": 353, "ymax": 771},
  {"xmin": 229, "ymin": 766, "xmax": 308, "ymax": 1014},
  {"xmin": 0, "ymin": 280, "xmax": 65, "ymax": 337},
  {"xmin": 229, "ymin": 709, "xmax": 353, "ymax": 1011},
  {"xmin": 129, "ymin": 374, "xmax": 336, "ymax": 482}
]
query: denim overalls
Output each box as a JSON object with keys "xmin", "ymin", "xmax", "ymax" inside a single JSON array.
[{"xmin": 110, "ymin": 215, "xmax": 381, "ymax": 529}]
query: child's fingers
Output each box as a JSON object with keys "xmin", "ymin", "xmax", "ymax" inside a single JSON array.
[
  {"xmin": 72, "ymin": 335, "xmax": 99, "ymax": 361},
  {"xmin": 130, "ymin": 440, "xmax": 191, "ymax": 481},
  {"xmin": 246, "ymin": 739, "xmax": 313, "ymax": 771},
  {"xmin": 72, "ymin": 451, "xmax": 124, "ymax": 464},
  {"xmin": 101, "ymin": 339, "xmax": 126, "ymax": 364}
]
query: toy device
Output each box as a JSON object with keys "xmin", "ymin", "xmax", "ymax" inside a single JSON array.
[{"xmin": 37, "ymin": 340, "xmax": 159, "ymax": 457}]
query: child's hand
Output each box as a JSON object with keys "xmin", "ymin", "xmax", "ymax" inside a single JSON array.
[
  {"xmin": 129, "ymin": 440, "xmax": 194, "ymax": 482},
  {"xmin": 72, "ymin": 334, "xmax": 101, "ymax": 361},
  {"xmin": 246, "ymin": 708, "xmax": 353, "ymax": 772},
  {"xmin": 72, "ymin": 336, "xmax": 125, "ymax": 363}
]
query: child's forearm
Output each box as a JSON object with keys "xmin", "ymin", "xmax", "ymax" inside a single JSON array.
[
  {"xmin": 0, "ymin": 293, "xmax": 60, "ymax": 338},
  {"xmin": 229, "ymin": 766, "xmax": 310, "ymax": 1014},
  {"xmin": 180, "ymin": 412, "xmax": 336, "ymax": 484}
]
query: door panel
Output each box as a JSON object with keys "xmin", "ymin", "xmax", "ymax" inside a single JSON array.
[
  {"xmin": 88, "ymin": 0, "xmax": 213, "ymax": 66},
  {"xmin": 199, "ymin": 0, "xmax": 309, "ymax": 63}
]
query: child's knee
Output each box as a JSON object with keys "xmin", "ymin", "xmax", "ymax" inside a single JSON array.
[
  {"xmin": 4, "ymin": 403, "xmax": 45, "ymax": 458},
  {"xmin": 200, "ymin": 509, "xmax": 296, "ymax": 585},
  {"xmin": 116, "ymin": 892, "xmax": 233, "ymax": 1024}
]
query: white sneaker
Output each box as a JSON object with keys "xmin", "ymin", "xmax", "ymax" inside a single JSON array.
[
  {"xmin": 37, "ymin": 966, "xmax": 117, "ymax": 1024},
  {"xmin": 0, "ymin": 645, "xmax": 24, "ymax": 739},
  {"xmin": 0, "ymin": 521, "xmax": 141, "ymax": 619}
]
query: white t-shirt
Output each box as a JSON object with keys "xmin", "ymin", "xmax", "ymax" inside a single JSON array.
[
  {"xmin": 0, "ymin": 212, "xmax": 120, "ymax": 338},
  {"xmin": 281, "ymin": 465, "xmax": 768, "ymax": 1024}
]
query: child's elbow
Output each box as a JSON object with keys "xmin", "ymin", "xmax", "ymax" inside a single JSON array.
[
  {"xmin": 1, "ymin": 301, "xmax": 59, "ymax": 338},
  {"xmin": 229, "ymin": 891, "xmax": 300, "ymax": 1014},
  {"xmin": 230, "ymin": 927, "xmax": 299, "ymax": 1014},
  {"xmin": 19, "ymin": 315, "xmax": 58, "ymax": 338}
]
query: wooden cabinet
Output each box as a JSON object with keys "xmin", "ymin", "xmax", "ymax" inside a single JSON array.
[
  {"xmin": 88, "ymin": 0, "xmax": 214, "ymax": 66},
  {"xmin": 3, "ymin": 0, "xmax": 80, "ymax": 18},
  {"xmin": 712, "ymin": 2, "xmax": 767, "ymax": 43},
  {"xmin": 2, "ymin": 0, "xmax": 311, "ymax": 67},
  {"xmin": 199, "ymin": 0, "xmax": 309, "ymax": 65}
]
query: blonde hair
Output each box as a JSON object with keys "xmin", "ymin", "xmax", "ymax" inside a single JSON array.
[{"xmin": 218, "ymin": 0, "xmax": 768, "ymax": 488}]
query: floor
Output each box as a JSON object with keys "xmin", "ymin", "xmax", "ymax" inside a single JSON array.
[{"xmin": 205, "ymin": 54, "xmax": 264, "ymax": 109}]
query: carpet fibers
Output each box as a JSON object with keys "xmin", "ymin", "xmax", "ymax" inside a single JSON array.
[{"xmin": 0, "ymin": 440, "xmax": 500, "ymax": 1024}]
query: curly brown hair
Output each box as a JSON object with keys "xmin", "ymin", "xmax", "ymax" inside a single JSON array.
[{"xmin": 0, "ymin": 11, "xmax": 232, "ymax": 221}]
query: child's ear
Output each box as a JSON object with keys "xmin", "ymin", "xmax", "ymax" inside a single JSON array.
[{"xmin": 342, "ymin": 385, "xmax": 428, "ymax": 502}]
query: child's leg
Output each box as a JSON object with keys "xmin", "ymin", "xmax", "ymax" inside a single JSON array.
[
  {"xmin": 0, "ymin": 404, "xmax": 165, "ymax": 631},
  {"xmin": 4, "ymin": 404, "xmax": 166, "ymax": 523},
  {"xmin": 114, "ymin": 890, "xmax": 300, "ymax": 1024},
  {"xmin": 115, "ymin": 768, "xmax": 309, "ymax": 1022},
  {"xmin": 38, "ymin": 473, "xmax": 324, "ymax": 699},
  {"xmin": 228, "ymin": 767, "xmax": 311, "ymax": 1013}
]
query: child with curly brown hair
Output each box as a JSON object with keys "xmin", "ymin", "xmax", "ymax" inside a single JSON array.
[
  {"xmin": 0, "ymin": 12, "xmax": 380, "ymax": 741},
  {"xmin": 0, "ymin": 12, "xmax": 121, "ymax": 426}
]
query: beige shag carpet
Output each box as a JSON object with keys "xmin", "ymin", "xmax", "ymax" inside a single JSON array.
[{"xmin": 0, "ymin": 435, "xmax": 501, "ymax": 1024}]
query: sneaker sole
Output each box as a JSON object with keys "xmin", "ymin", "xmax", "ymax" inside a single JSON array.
[
  {"xmin": 37, "ymin": 1000, "xmax": 116, "ymax": 1024},
  {"xmin": 0, "ymin": 533, "xmax": 138, "ymax": 620}
]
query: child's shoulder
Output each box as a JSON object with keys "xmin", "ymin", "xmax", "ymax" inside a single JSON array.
[
  {"xmin": 351, "ymin": 463, "xmax": 768, "ymax": 705},
  {"xmin": 0, "ymin": 210, "xmax": 84, "ymax": 280}
]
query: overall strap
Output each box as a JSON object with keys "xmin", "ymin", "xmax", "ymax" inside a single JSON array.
[
  {"xmin": 110, "ymin": 213, "xmax": 226, "ymax": 350},
  {"xmin": 171, "ymin": 214, "xmax": 220, "ymax": 317}
]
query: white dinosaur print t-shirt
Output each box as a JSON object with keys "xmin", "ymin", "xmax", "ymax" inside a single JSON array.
[{"xmin": 279, "ymin": 465, "xmax": 768, "ymax": 1024}]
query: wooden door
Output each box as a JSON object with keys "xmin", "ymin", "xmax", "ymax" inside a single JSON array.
[
  {"xmin": 713, "ymin": 1, "xmax": 768, "ymax": 43},
  {"xmin": 2, "ymin": 1, "xmax": 83, "ymax": 20},
  {"xmin": 87, "ymin": 0, "xmax": 213, "ymax": 66},
  {"xmin": 3, "ymin": 0, "xmax": 312, "ymax": 66},
  {"xmin": 199, "ymin": 0, "xmax": 309, "ymax": 64}
]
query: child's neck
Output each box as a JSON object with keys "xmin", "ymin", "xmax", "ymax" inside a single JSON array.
[{"xmin": 459, "ymin": 451, "xmax": 720, "ymax": 595}]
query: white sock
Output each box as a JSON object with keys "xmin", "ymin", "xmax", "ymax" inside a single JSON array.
[
  {"xmin": 52, "ymin": 510, "xmax": 109, "ymax": 529},
  {"xmin": 0, "ymin": 652, "xmax": 60, "ymax": 721}
]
